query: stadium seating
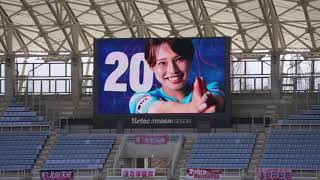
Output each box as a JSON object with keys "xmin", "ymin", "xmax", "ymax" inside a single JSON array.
[
  {"xmin": 260, "ymin": 129, "xmax": 320, "ymax": 169},
  {"xmin": 0, "ymin": 131, "xmax": 48, "ymax": 170},
  {"xmin": 276, "ymin": 104, "xmax": 320, "ymax": 124},
  {"xmin": 187, "ymin": 133, "xmax": 256, "ymax": 169},
  {"xmin": 43, "ymin": 133, "xmax": 116, "ymax": 170},
  {"xmin": 0, "ymin": 98, "xmax": 48, "ymax": 126}
]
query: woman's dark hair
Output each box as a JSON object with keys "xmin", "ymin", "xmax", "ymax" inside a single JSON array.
[{"xmin": 145, "ymin": 38, "xmax": 194, "ymax": 67}]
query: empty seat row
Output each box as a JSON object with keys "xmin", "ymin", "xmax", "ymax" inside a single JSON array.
[
  {"xmin": 288, "ymin": 115, "xmax": 320, "ymax": 120},
  {"xmin": 0, "ymin": 159, "xmax": 34, "ymax": 165},
  {"xmin": 299, "ymin": 110, "xmax": 320, "ymax": 115},
  {"xmin": 267, "ymin": 139, "xmax": 320, "ymax": 144},
  {"xmin": 270, "ymin": 129, "xmax": 320, "ymax": 134},
  {"xmin": 0, "ymin": 131, "xmax": 48, "ymax": 136},
  {"xmin": 0, "ymin": 165, "xmax": 32, "ymax": 170},
  {"xmin": 191, "ymin": 148, "xmax": 252, "ymax": 154},
  {"xmin": 263, "ymin": 154, "xmax": 320, "ymax": 159},
  {"xmin": 260, "ymin": 164, "xmax": 320, "ymax": 170},
  {"xmin": 188, "ymin": 158, "xmax": 249, "ymax": 164},
  {"xmin": 0, "ymin": 140, "xmax": 45, "ymax": 145},
  {"xmin": 1, "ymin": 145, "xmax": 42, "ymax": 150},
  {"xmin": 264, "ymin": 148, "xmax": 320, "ymax": 154},
  {"xmin": 197, "ymin": 138, "xmax": 255, "ymax": 144},
  {"xmin": 46, "ymin": 159, "xmax": 105, "ymax": 164},
  {"xmin": 187, "ymin": 163, "xmax": 247, "ymax": 169},
  {"xmin": 50, "ymin": 148, "xmax": 110, "ymax": 154},
  {"xmin": 3, "ymin": 111, "xmax": 37, "ymax": 117},
  {"xmin": 0, "ymin": 116, "xmax": 44, "ymax": 121},
  {"xmin": 0, "ymin": 154, "xmax": 37, "ymax": 160},
  {"xmin": 0, "ymin": 136, "xmax": 47, "ymax": 141},
  {"xmin": 0, "ymin": 149, "xmax": 40, "ymax": 155},
  {"xmin": 269, "ymin": 134, "xmax": 320, "ymax": 138},
  {"xmin": 0, "ymin": 121, "xmax": 48, "ymax": 126},
  {"xmin": 49, "ymin": 153, "xmax": 107, "ymax": 159},
  {"xmin": 43, "ymin": 163, "xmax": 103, "ymax": 170},
  {"xmin": 198, "ymin": 133, "xmax": 256, "ymax": 138},
  {"xmin": 53, "ymin": 144, "xmax": 112, "ymax": 149},
  {"xmin": 262, "ymin": 158, "xmax": 320, "ymax": 164},
  {"xmin": 58, "ymin": 135, "xmax": 116, "ymax": 140},
  {"xmin": 57, "ymin": 139, "xmax": 114, "ymax": 145},
  {"xmin": 266, "ymin": 144, "xmax": 320, "ymax": 148},
  {"xmin": 6, "ymin": 106, "xmax": 29, "ymax": 112},
  {"xmin": 6, "ymin": 103, "xmax": 24, "ymax": 108},
  {"xmin": 190, "ymin": 153, "xmax": 251, "ymax": 159},
  {"xmin": 279, "ymin": 120, "xmax": 320, "ymax": 124},
  {"xmin": 193, "ymin": 143, "xmax": 253, "ymax": 149}
]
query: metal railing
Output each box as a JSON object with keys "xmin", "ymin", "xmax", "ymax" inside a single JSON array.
[
  {"xmin": 0, "ymin": 124, "xmax": 49, "ymax": 132},
  {"xmin": 0, "ymin": 169, "xmax": 28, "ymax": 178},
  {"xmin": 0, "ymin": 79, "xmax": 4, "ymax": 95},
  {"xmin": 113, "ymin": 135, "xmax": 126, "ymax": 168},
  {"xmin": 170, "ymin": 135, "xmax": 183, "ymax": 176},
  {"xmin": 231, "ymin": 76, "xmax": 271, "ymax": 94}
]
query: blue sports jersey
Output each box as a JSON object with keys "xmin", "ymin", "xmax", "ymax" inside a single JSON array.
[{"xmin": 129, "ymin": 81, "xmax": 224, "ymax": 114}]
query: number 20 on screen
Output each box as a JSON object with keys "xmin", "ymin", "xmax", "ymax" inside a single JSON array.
[{"xmin": 104, "ymin": 52, "xmax": 153, "ymax": 93}]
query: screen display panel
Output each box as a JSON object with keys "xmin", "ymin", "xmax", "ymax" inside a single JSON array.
[{"xmin": 94, "ymin": 37, "xmax": 231, "ymax": 127}]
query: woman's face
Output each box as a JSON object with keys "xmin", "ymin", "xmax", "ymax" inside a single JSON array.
[{"xmin": 151, "ymin": 42, "xmax": 191, "ymax": 93}]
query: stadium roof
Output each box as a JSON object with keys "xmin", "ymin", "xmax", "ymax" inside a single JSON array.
[{"xmin": 0, "ymin": 0, "xmax": 319, "ymax": 57}]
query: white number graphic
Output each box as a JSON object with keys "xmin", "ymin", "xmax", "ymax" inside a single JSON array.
[
  {"xmin": 104, "ymin": 52, "xmax": 153, "ymax": 92},
  {"xmin": 129, "ymin": 53, "xmax": 153, "ymax": 92},
  {"xmin": 104, "ymin": 52, "xmax": 128, "ymax": 92}
]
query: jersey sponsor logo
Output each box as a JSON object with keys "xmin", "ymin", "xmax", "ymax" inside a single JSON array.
[{"xmin": 136, "ymin": 95, "xmax": 153, "ymax": 113}]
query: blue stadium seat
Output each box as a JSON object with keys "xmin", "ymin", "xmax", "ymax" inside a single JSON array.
[
  {"xmin": 187, "ymin": 133, "xmax": 256, "ymax": 170},
  {"xmin": 43, "ymin": 133, "xmax": 115, "ymax": 170}
]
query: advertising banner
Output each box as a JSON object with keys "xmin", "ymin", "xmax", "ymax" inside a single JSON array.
[
  {"xmin": 121, "ymin": 168, "xmax": 156, "ymax": 178},
  {"xmin": 256, "ymin": 168, "xmax": 292, "ymax": 180},
  {"xmin": 40, "ymin": 170, "xmax": 73, "ymax": 180},
  {"xmin": 186, "ymin": 168, "xmax": 223, "ymax": 179},
  {"xmin": 135, "ymin": 134, "xmax": 169, "ymax": 144}
]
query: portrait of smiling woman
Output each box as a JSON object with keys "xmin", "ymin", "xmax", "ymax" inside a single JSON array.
[{"xmin": 129, "ymin": 38, "xmax": 225, "ymax": 114}]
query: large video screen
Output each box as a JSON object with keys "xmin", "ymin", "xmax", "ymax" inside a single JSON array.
[{"xmin": 94, "ymin": 38, "xmax": 230, "ymax": 127}]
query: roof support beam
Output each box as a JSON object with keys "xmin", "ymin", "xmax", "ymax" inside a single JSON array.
[
  {"xmin": 89, "ymin": 0, "xmax": 114, "ymax": 38},
  {"xmin": 299, "ymin": 0, "xmax": 317, "ymax": 50},
  {"xmin": 45, "ymin": 0, "xmax": 74, "ymax": 52},
  {"xmin": 4, "ymin": 27, "xmax": 15, "ymax": 100},
  {"xmin": 0, "ymin": 5, "xmax": 28, "ymax": 55},
  {"xmin": 129, "ymin": 0, "xmax": 150, "ymax": 38},
  {"xmin": 186, "ymin": 0, "xmax": 204, "ymax": 37},
  {"xmin": 198, "ymin": 0, "xmax": 216, "ymax": 37},
  {"xmin": 228, "ymin": 0, "xmax": 249, "ymax": 51},
  {"xmin": 158, "ymin": 0, "xmax": 179, "ymax": 37},
  {"xmin": 0, "ymin": 33, "xmax": 8, "ymax": 53},
  {"xmin": 281, "ymin": 25, "xmax": 312, "ymax": 49},
  {"xmin": 59, "ymin": 0, "xmax": 92, "ymax": 55},
  {"xmin": 116, "ymin": 0, "xmax": 137, "ymax": 38},
  {"xmin": 115, "ymin": 0, "xmax": 150, "ymax": 38},
  {"xmin": 258, "ymin": 0, "xmax": 285, "ymax": 52},
  {"xmin": 20, "ymin": 0, "xmax": 54, "ymax": 54}
]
